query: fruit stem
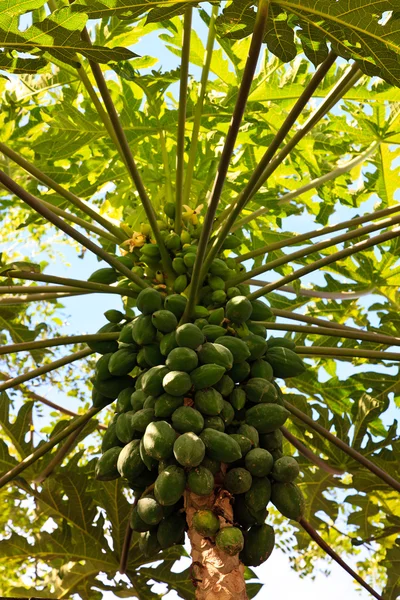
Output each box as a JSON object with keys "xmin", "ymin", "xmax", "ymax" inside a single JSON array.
[
  {"xmin": 249, "ymin": 281, "xmax": 374, "ymax": 300},
  {"xmin": 235, "ymin": 201, "xmax": 400, "ymax": 263},
  {"xmin": 295, "ymin": 345, "xmax": 400, "ymax": 361},
  {"xmin": 0, "ymin": 333, "xmax": 119, "ymax": 356},
  {"xmin": 4, "ymin": 270, "xmax": 139, "ymax": 299},
  {"xmin": 33, "ymin": 421, "xmax": 89, "ymax": 484},
  {"xmin": 0, "ymin": 348, "xmax": 93, "ymax": 392},
  {"xmin": 0, "ymin": 169, "xmax": 149, "ymax": 289},
  {"xmin": 0, "ymin": 284, "xmax": 87, "ymax": 295},
  {"xmin": 182, "ymin": 4, "xmax": 219, "ymax": 208},
  {"xmin": 248, "ymin": 226, "xmax": 400, "ymax": 299},
  {"xmin": 175, "ymin": 7, "xmax": 193, "ymax": 235},
  {"xmin": 270, "ymin": 308, "xmax": 361, "ymax": 332},
  {"xmin": 232, "ymin": 141, "xmax": 381, "ymax": 232},
  {"xmin": 252, "ymin": 320, "xmax": 400, "ymax": 347},
  {"xmin": 119, "ymin": 518, "xmax": 133, "ymax": 575},
  {"xmin": 0, "ymin": 407, "xmax": 102, "ymax": 490},
  {"xmin": 80, "ymin": 28, "xmax": 174, "ymax": 282},
  {"xmin": 0, "ymin": 291, "xmax": 88, "ymax": 305},
  {"xmin": 299, "ymin": 518, "xmax": 383, "ymax": 600},
  {"xmin": 281, "ymin": 427, "xmax": 345, "ymax": 476},
  {"xmin": 205, "ymin": 52, "xmax": 341, "ymax": 266},
  {"xmin": 284, "ymin": 401, "xmax": 400, "ymax": 493},
  {"xmin": 229, "ymin": 212, "xmax": 400, "ymax": 287},
  {"xmin": 182, "ymin": 0, "xmax": 270, "ymax": 321},
  {"xmin": 0, "ymin": 142, "xmax": 127, "ymax": 243}
]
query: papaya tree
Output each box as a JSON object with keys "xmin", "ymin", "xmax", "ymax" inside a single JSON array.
[{"xmin": 0, "ymin": 1, "xmax": 399, "ymax": 599}]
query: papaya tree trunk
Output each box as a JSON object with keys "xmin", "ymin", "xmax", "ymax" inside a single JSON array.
[{"xmin": 185, "ymin": 488, "xmax": 248, "ymax": 600}]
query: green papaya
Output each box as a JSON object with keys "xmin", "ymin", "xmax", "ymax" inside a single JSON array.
[
  {"xmin": 201, "ymin": 457, "xmax": 221, "ymax": 475},
  {"xmin": 166, "ymin": 347, "xmax": 198, "ymax": 372},
  {"xmin": 191, "ymin": 364, "xmax": 225, "ymax": 390},
  {"xmin": 245, "ymin": 477, "xmax": 271, "ymax": 512},
  {"xmin": 108, "ymin": 347, "xmax": 137, "ymax": 376},
  {"xmin": 164, "ymin": 232, "xmax": 181, "ymax": 250},
  {"xmin": 172, "ymin": 257, "xmax": 187, "ymax": 275},
  {"xmin": 228, "ymin": 361, "xmax": 251, "ymax": 383},
  {"xmin": 143, "ymin": 421, "xmax": 176, "ymax": 460},
  {"xmin": 245, "ymin": 378, "xmax": 278, "ymax": 404},
  {"xmin": 245, "ymin": 448, "xmax": 274, "ymax": 478},
  {"xmin": 200, "ymin": 429, "xmax": 242, "ymax": 463},
  {"xmin": 234, "ymin": 496, "xmax": 267, "ymax": 529},
  {"xmin": 237, "ymin": 424, "xmax": 259, "ymax": 448},
  {"xmin": 215, "ymin": 527, "xmax": 244, "ymax": 556},
  {"xmin": 267, "ymin": 336, "xmax": 296, "ymax": 350},
  {"xmin": 92, "ymin": 388, "xmax": 112, "ymax": 409},
  {"xmin": 192, "ymin": 510, "xmax": 220, "ymax": 536},
  {"xmin": 259, "ymin": 429, "xmax": 283, "ymax": 451},
  {"xmin": 176, "ymin": 323, "xmax": 204, "ymax": 349},
  {"xmin": 250, "ymin": 300, "xmax": 273, "ymax": 321},
  {"xmin": 211, "ymin": 290, "xmax": 226, "ymax": 305},
  {"xmin": 229, "ymin": 434, "xmax": 252, "ymax": 456},
  {"xmin": 131, "ymin": 389, "xmax": 147, "ymax": 411},
  {"xmin": 224, "ymin": 467, "xmax": 252, "ymax": 494},
  {"xmin": 220, "ymin": 400, "xmax": 235, "ymax": 426},
  {"xmin": 208, "ymin": 275, "xmax": 225, "ymax": 291},
  {"xmin": 173, "ymin": 432, "xmax": 205, "ymax": 468},
  {"xmin": 117, "ymin": 440, "xmax": 145, "ymax": 480},
  {"xmin": 164, "ymin": 201, "xmax": 176, "ymax": 219},
  {"xmin": 187, "ymin": 466, "xmax": 214, "ymax": 496},
  {"xmin": 171, "ymin": 406, "xmax": 204, "ymax": 434},
  {"xmin": 214, "ymin": 374, "xmax": 235, "ymax": 397},
  {"xmin": 152, "ymin": 310, "xmax": 178, "ymax": 333},
  {"xmin": 198, "ymin": 343, "xmax": 233, "ymax": 370},
  {"xmin": 210, "ymin": 258, "xmax": 230, "ymax": 279},
  {"xmin": 160, "ymin": 331, "xmax": 178, "ymax": 356},
  {"xmin": 271, "ymin": 456, "xmax": 300, "ymax": 482},
  {"xmin": 136, "ymin": 287, "xmax": 163, "ymax": 315},
  {"xmin": 140, "ymin": 438, "xmax": 158, "ymax": 471},
  {"xmin": 245, "ymin": 404, "xmax": 289, "ymax": 433},
  {"xmin": 87, "ymin": 323, "xmax": 120, "ymax": 354},
  {"xmin": 243, "ymin": 334, "xmax": 268, "ymax": 360},
  {"xmin": 93, "ymin": 375, "xmax": 134, "ymax": 400},
  {"xmin": 221, "ymin": 234, "xmax": 241, "ymax": 249},
  {"xmin": 194, "ymin": 388, "xmax": 224, "ymax": 416},
  {"xmin": 143, "ymin": 396, "xmax": 156, "ymax": 409},
  {"xmin": 132, "ymin": 315, "xmax": 157, "ymax": 345},
  {"xmin": 142, "ymin": 343, "xmax": 164, "ymax": 367},
  {"xmin": 229, "ymin": 388, "xmax": 246, "ymax": 410},
  {"xmin": 247, "ymin": 322, "xmax": 267, "ymax": 338},
  {"xmin": 204, "ymin": 416, "xmax": 225, "ymax": 432},
  {"xmin": 271, "ymin": 482, "xmax": 305, "ymax": 520},
  {"xmin": 195, "ymin": 318, "xmax": 209, "ymax": 329},
  {"xmin": 164, "ymin": 294, "xmax": 187, "ymax": 318},
  {"xmin": 95, "ymin": 353, "xmax": 113, "ymax": 380},
  {"xmin": 139, "ymin": 530, "xmax": 161, "ymax": 557},
  {"xmin": 104, "ymin": 309, "xmax": 125, "ymax": 323},
  {"xmin": 116, "ymin": 387, "xmax": 135, "ymax": 413},
  {"xmin": 131, "ymin": 506, "xmax": 151, "ymax": 532},
  {"xmin": 137, "ymin": 495, "xmax": 164, "ymax": 525},
  {"xmin": 88, "ymin": 267, "xmax": 118, "ymax": 285},
  {"xmin": 214, "ymin": 336, "xmax": 250, "ymax": 364},
  {"xmin": 130, "ymin": 408, "xmax": 155, "ymax": 432},
  {"xmin": 227, "ymin": 286, "xmax": 241, "ymax": 299},
  {"xmin": 208, "ymin": 307, "xmax": 225, "ymax": 326},
  {"xmin": 174, "ymin": 274, "xmax": 188, "ymax": 293},
  {"xmin": 101, "ymin": 422, "xmax": 124, "ymax": 453},
  {"xmin": 115, "ymin": 412, "xmax": 138, "ymax": 444},
  {"xmin": 202, "ymin": 325, "xmax": 227, "ymax": 342},
  {"xmin": 154, "ymin": 465, "xmax": 186, "ymax": 506},
  {"xmin": 226, "ymin": 296, "xmax": 252, "ymax": 324},
  {"xmin": 241, "ymin": 524, "xmax": 275, "ymax": 567},
  {"xmin": 265, "ymin": 347, "xmax": 306, "ymax": 378},
  {"xmin": 142, "ymin": 366, "xmax": 170, "ymax": 397},
  {"xmin": 157, "ymin": 513, "xmax": 187, "ymax": 548},
  {"xmin": 95, "ymin": 447, "xmax": 121, "ymax": 481},
  {"xmin": 163, "ymin": 371, "xmax": 192, "ymax": 396},
  {"xmin": 118, "ymin": 322, "xmax": 136, "ymax": 344},
  {"xmin": 193, "ymin": 305, "xmax": 209, "ymax": 319},
  {"xmin": 154, "ymin": 393, "xmax": 184, "ymax": 418},
  {"xmin": 250, "ymin": 359, "xmax": 273, "ymax": 381}
]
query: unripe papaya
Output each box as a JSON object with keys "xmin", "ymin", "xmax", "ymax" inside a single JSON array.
[
  {"xmin": 152, "ymin": 310, "xmax": 178, "ymax": 333},
  {"xmin": 267, "ymin": 336, "xmax": 296, "ymax": 350},
  {"xmin": 215, "ymin": 527, "xmax": 244, "ymax": 556},
  {"xmin": 271, "ymin": 456, "xmax": 300, "ymax": 482},
  {"xmin": 250, "ymin": 300, "xmax": 273, "ymax": 321},
  {"xmin": 139, "ymin": 530, "xmax": 161, "ymax": 557},
  {"xmin": 214, "ymin": 374, "xmax": 235, "ymax": 397},
  {"xmin": 174, "ymin": 432, "xmax": 205, "ymax": 468},
  {"xmin": 143, "ymin": 421, "xmax": 176, "ymax": 461},
  {"xmin": 228, "ymin": 361, "xmax": 251, "ymax": 383},
  {"xmin": 172, "ymin": 406, "xmax": 204, "ymax": 434},
  {"xmin": 198, "ymin": 342, "xmax": 233, "ymax": 370},
  {"xmin": 174, "ymin": 274, "xmax": 188, "ymax": 293},
  {"xmin": 245, "ymin": 448, "xmax": 274, "ymax": 477},
  {"xmin": 245, "ymin": 404, "xmax": 289, "ymax": 433},
  {"xmin": 250, "ymin": 359, "xmax": 273, "ymax": 380},
  {"xmin": 160, "ymin": 331, "xmax": 178, "ymax": 356},
  {"xmin": 95, "ymin": 447, "xmax": 121, "ymax": 481},
  {"xmin": 157, "ymin": 513, "xmax": 187, "ymax": 548},
  {"xmin": 187, "ymin": 466, "xmax": 214, "ymax": 496},
  {"xmin": 271, "ymin": 482, "xmax": 305, "ymax": 520},
  {"xmin": 155, "ymin": 465, "xmax": 186, "ymax": 506},
  {"xmin": 230, "ymin": 434, "xmax": 252, "ymax": 456},
  {"xmin": 137, "ymin": 495, "xmax": 164, "ymax": 526},
  {"xmin": 245, "ymin": 378, "xmax": 278, "ymax": 404},
  {"xmin": 204, "ymin": 416, "xmax": 225, "ymax": 432},
  {"xmin": 101, "ymin": 422, "xmax": 124, "ymax": 453},
  {"xmin": 243, "ymin": 334, "xmax": 268, "ymax": 360},
  {"xmin": 132, "ymin": 315, "xmax": 157, "ymax": 345},
  {"xmin": 226, "ymin": 296, "xmax": 253, "ymax": 323},
  {"xmin": 143, "ymin": 343, "xmax": 164, "ymax": 367},
  {"xmin": 108, "ymin": 347, "xmax": 137, "ymax": 376},
  {"xmin": 88, "ymin": 267, "xmax": 118, "ymax": 285},
  {"xmin": 154, "ymin": 393, "xmax": 184, "ymax": 418},
  {"xmin": 166, "ymin": 347, "xmax": 198, "ymax": 372},
  {"xmin": 142, "ymin": 365, "xmax": 170, "ymax": 397},
  {"xmin": 245, "ymin": 477, "xmax": 271, "ymax": 513},
  {"xmin": 163, "ymin": 371, "xmax": 192, "ymax": 396},
  {"xmin": 104, "ymin": 309, "xmax": 125, "ymax": 323},
  {"xmin": 131, "ymin": 506, "xmax": 151, "ymax": 532},
  {"xmin": 265, "ymin": 347, "xmax": 306, "ymax": 378},
  {"xmin": 87, "ymin": 323, "xmax": 120, "ymax": 354},
  {"xmin": 164, "ymin": 294, "xmax": 187, "ymax": 318},
  {"xmin": 194, "ymin": 388, "xmax": 224, "ymax": 416},
  {"xmin": 176, "ymin": 323, "xmax": 204, "ymax": 349},
  {"xmin": 117, "ymin": 439, "xmax": 145, "ymax": 480},
  {"xmin": 200, "ymin": 428, "xmax": 242, "ymax": 463},
  {"xmin": 241, "ymin": 524, "xmax": 275, "ymax": 567},
  {"xmin": 136, "ymin": 287, "xmax": 163, "ymax": 315},
  {"xmin": 202, "ymin": 325, "xmax": 226, "ymax": 342},
  {"xmin": 192, "ymin": 510, "xmax": 220, "ymax": 537},
  {"xmin": 224, "ymin": 467, "xmax": 252, "ymax": 494},
  {"xmin": 214, "ymin": 336, "xmax": 250, "ymax": 364}
]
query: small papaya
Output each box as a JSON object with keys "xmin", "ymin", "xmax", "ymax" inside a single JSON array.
[
  {"xmin": 245, "ymin": 404, "xmax": 289, "ymax": 433},
  {"xmin": 200, "ymin": 428, "xmax": 242, "ymax": 463},
  {"xmin": 214, "ymin": 336, "xmax": 251, "ymax": 364},
  {"xmin": 108, "ymin": 347, "xmax": 137, "ymax": 376},
  {"xmin": 191, "ymin": 364, "xmax": 225, "ymax": 390},
  {"xmin": 152, "ymin": 309, "xmax": 178, "ymax": 333},
  {"xmin": 245, "ymin": 378, "xmax": 278, "ymax": 404},
  {"xmin": 226, "ymin": 296, "xmax": 252, "ymax": 323},
  {"xmin": 141, "ymin": 366, "xmax": 170, "ymax": 397},
  {"xmin": 271, "ymin": 482, "xmax": 305, "ymax": 521},
  {"xmin": 243, "ymin": 334, "xmax": 268, "ymax": 360},
  {"xmin": 117, "ymin": 440, "xmax": 145, "ymax": 481},
  {"xmin": 192, "ymin": 510, "xmax": 220, "ymax": 537},
  {"xmin": 198, "ymin": 342, "xmax": 233, "ymax": 370},
  {"xmin": 187, "ymin": 466, "xmax": 214, "ymax": 496},
  {"xmin": 137, "ymin": 495, "xmax": 164, "ymax": 526},
  {"xmin": 164, "ymin": 294, "xmax": 187, "ymax": 318},
  {"xmin": 154, "ymin": 393, "xmax": 184, "ymax": 418},
  {"xmin": 245, "ymin": 478, "xmax": 271, "ymax": 513},
  {"xmin": 88, "ymin": 267, "xmax": 118, "ymax": 285},
  {"xmin": 136, "ymin": 287, "xmax": 163, "ymax": 315},
  {"xmin": 250, "ymin": 300, "xmax": 273, "ymax": 321},
  {"xmin": 215, "ymin": 527, "xmax": 244, "ymax": 556},
  {"xmin": 224, "ymin": 467, "xmax": 252, "ymax": 494},
  {"xmin": 163, "ymin": 371, "xmax": 192, "ymax": 396},
  {"xmin": 95, "ymin": 447, "xmax": 121, "ymax": 481},
  {"xmin": 87, "ymin": 323, "xmax": 120, "ymax": 354},
  {"xmin": 173, "ymin": 432, "xmax": 205, "ymax": 468},
  {"xmin": 241, "ymin": 524, "xmax": 275, "ymax": 567},
  {"xmin": 176, "ymin": 323, "xmax": 204, "ymax": 349},
  {"xmin": 132, "ymin": 315, "xmax": 157, "ymax": 345},
  {"xmin": 166, "ymin": 347, "xmax": 198, "ymax": 372},
  {"xmin": 271, "ymin": 456, "xmax": 300, "ymax": 483},
  {"xmin": 194, "ymin": 388, "xmax": 224, "ymax": 416},
  {"xmin": 245, "ymin": 448, "xmax": 274, "ymax": 478},
  {"xmin": 143, "ymin": 421, "xmax": 176, "ymax": 461},
  {"xmin": 154, "ymin": 465, "xmax": 186, "ymax": 506},
  {"xmin": 157, "ymin": 513, "xmax": 187, "ymax": 548},
  {"xmin": 228, "ymin": 361, "xmax": 251, "ymax": 383},
  {"xmin": 267, "ymin": 336, "xmax": 296, "ymax": 350},
  {"xmin": 171, "ymin": 406, "xmax": 204, "ymax": 434},
  {"xmin": 265, "ymin": 347, "xmax": 306, "ymax": 378}
]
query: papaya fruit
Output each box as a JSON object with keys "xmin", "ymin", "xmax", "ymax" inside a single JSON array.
[
  {"xmin": 131, "ymin": 389, "xmax": 147, "ymax": 411},
  {"xmin": 160, "ymin": 331, "xmax": 178, "ymax": 356},
  {"xmin": 171, "ymin": 406, "xmax": 204, "ymax": 434},
  {"xmin": 208, "ymin": 307, "xmax": 225, "ymax": 326},
  {"xmin": 228, "ymin": 361, "xmax": 251, "ymax": 383},
  {"xmin": 198, "ymin": 343, "xmax": 233, "ymax": 370},
  {"xmin": 265, "ymin": 347, "xmax": 306, "ymax": 378},
  {"xmin": 229, "ymin": 388, "xmax": 246, "ymax": 410},
  {"xmin": 139, "ymin": 530, "xmax": 161, "ymax": 557},
  {"xmin": 245, "ymin": 378, "xmax": 278, "ymax": 404},
  {"xmin": 116, "ymin": 412, "xmax": 139, "ymax": 444},
  {"xmin": 214, "ymin": 374, "xmax": 235, "ymax": 397},
  {"xmin": 142, "ymin": 343, "xmax": 164, "ymax": 367},
  {"xmin": 166, "ymin": 347, "xmax": 198, "ymax": 372},
  {"xmin": 141, "ymin": 365, "xmax": 169, "ymax": 397},
  {"xmin": 229, "ymin": 434, "xmax": 252, "ymax": 456},
  {"xmin": 211, "ymin": 290, "xmax": 227, "ymax": 305},
  {"xmin": 210, "ymin": 258, "xmax": 230, "ymax": 279},
  {"xmin": 104, "ymin": 309, "xmax": 125, "ymax": 323},
  {"xmin": 245, "ymin": 404, "xmax": 289, "ymax": 433},
  {"xmin": 154, "ymin": 393, "xmax": 184, "ymax": 418},
  {"xmin": 163, "ymin": 371, "xmax": 192, "ymax": 396},
  {"xmin": 95, "ymin": 353, "xmax": 113, "ymax": 380},
  {"xmin": 154, "ymin": 465, "xmax": 186, "ymax": 506},
  {"xmin": 136, "ymin": 287, "xmax": 163, "ymax": 315},
  {"xmin": 241, "ymin": 524, "xmax": 275, "ymax": 567},
  {"xmin": 226, "ymin": 296, "xmax": 252, "ymax": 323},
  {"xmin": 164, "ymin": 232, "xmax": 181, "ymax": 250},
  {"xmin": 191, "ymin": 364, "xmax": 225, "ymax": 390},
  {"xmin": 130, "ymin": 408, "xmax": 155, "ymax": 433},
  {"xmin": 192, "ymin": 510, "xmax": 220, "ymax": 537},
  {"xmin": 195, "ymin": 318, "xmax": 209, "ymax": 330},
  {"xmin": 237, "ymin": 424, "xmax": 259, "ymax": 448},
  {"xmin": 137, "ymin": 495, "xmax": 164, "ymax": 526},
  {"xmin": 245, "ymin": 477, "xmax": 271, "ymax": 513},
  {"xmin": 245, "ymin": 448, "xmax": 274, "ymax": 478},
  {"xmin": 173, "ymin": 432, "xmax": 205, "ymax": 468},
  {"xmin": 118, "ymin": 322, "xmax": 136, "ymax": 344},
  {"xmin": 201, "ymin": 457, "xmax": 220, "ymax": 475},
  {"xmin": 131, "ymin": 506, "xmax": 152, "ymax": 532},
  {"xmin": 117, "ymin": 440, "xmax": 145, "ymax": 480},
  {"xmin": 214, "ymin": 336, "xmax": 251, "ymax": 364},
  {"xmin": 95, "ymin": 447, "xmax": 121, "ymax": 481},
  {"xmin": 157, "ymin": 513, "xmax": 187, "ymax": 548},
  {"xmin": 215, "ymin": 527, "xmax": 244, "ymax": 556},
  {"xmin": 219, "ymin": 400, "xmax": 234, "ymax": 425},
  {"xmin": 194, "ymin": 388, "xmax": 224, "ymax": 416},
  {"xmin": 247, "ymin": 322, "xmax": 267, "ymax": 338},
  {"xmin": 201, "ymin": 325, "xmax": 226, "ymax": 342},
  {"xmin": 187, "ymin": 466, "xmax": 214, "ymax": 496},
  {"xmin": 200, "ymin": 428, "xmax": 242, "ymax": 463},
  {"xmin": 143, "ymin": 421, "xmax": 176, "ymax": 461},
  {"xmin": 132, "ymin": 315, "xmax": 157, "ymax": 345},
  {"xmin": 267, "ymin": 336, "xmax": 296, "ymax": 350},
  {"xmin": 174, "ymin": 274, "xmax": 188, "ymax": 293},
  {"xmin": 259, "ymin": 429, "xmax": 283, "ymax": 451},
  {"xmin": 172, "ymin": 257, "xmax": 187, "ymax": 275},
  {"xmin": 271, "ymin": 482, "xmax": 305, "ymax": 520},
  {"xmin": 227, "ymin": 286, "xmax": 241, "ymax": 299},
  {"xmin": 250, "ymin": 359, "xmax": 273, "ymax": 381},
  {"xmin": 176, "ymin": 323, "xmax": 204, "ymax": 349},
  {"xmin": 108, "ymin": 347, "xmax": 137, "ymax": 376},
  {"xmin": 234, "ymin": 496, "xmax": 267, "ymax": 529},
  {"xmin": 152, "ymin": 310, "xmax": 178, "ymax": 333},
  {"xmin": 140, "ymin": 438, "xmax": 158, "ymax": 471},
  {"xmin": 164, "ymin": 202, "xmax": 176, "ymax": 219},
  {"xmin": 224, "ymin": 468, "xmax": 252, "ymax": 494},
  {"xmin": 88, "ymin": 267, "xmax": 118, "ymax": 285},
  {"xmin": 250, "ymin": 300, "xmax": 273, "ymax": 321},
  {"xmin": 208, "ymin": 275, "xmax": 225, "ymax": 291},
  {"xmin": 143, "ymin": 396, "xmax": 156, "ymax": 409},
  {"xmin": 271, "ymin": 456, "xmax": 300, "ymax": 482},
  {"xmin": 164, "ymin": 294, "xmax": 187, "ymax": 318},
  {"xmin": 221, "ymin": 234, "xmax": 241, "ymax": 249},
  {"xmin": 116, "ymin": 387, "xmax": 136, "ymax": 413},
  {"xmin": 93, "ymin": 375, "xmax": 135, "ymax": 400},
  {"xmin": 203, "ymin": 416, "xmax": 225, "ymax": 432},
  {"xmin": 92, "ymin": 388, "xmax": 112, "ymax": 409},
  {"xmin": 101, "ymin": 422, "xmax": 124, "ymax": 453},
  {"xmin": 243, "ymin": 334, "xmax": 268, "ymax": 360},
  {"xmin": 87, "ymin": 323, "xmax": 120, "ymax": 354}
]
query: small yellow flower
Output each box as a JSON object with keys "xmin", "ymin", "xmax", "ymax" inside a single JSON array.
[
  {"xmin": 182, "ymin": 204, "xmax": 204, "ymax": 226},
  {"xmin": 121, "ymin": 231, "xmax": 147, "ymax": 252}
]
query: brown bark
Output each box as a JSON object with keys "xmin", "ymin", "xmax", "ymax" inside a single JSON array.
[{"xmin": 185, "ymin": 488, "xmax": 248, "ymax": 600}]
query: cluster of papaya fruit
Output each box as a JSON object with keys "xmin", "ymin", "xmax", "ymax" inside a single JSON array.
[{"xmin": 90, "ymin": 206, "xmax": 307, "ymax": 566}]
